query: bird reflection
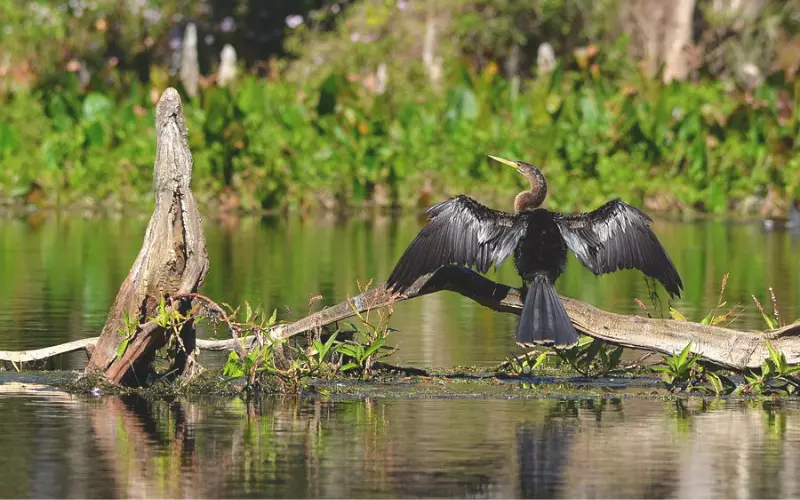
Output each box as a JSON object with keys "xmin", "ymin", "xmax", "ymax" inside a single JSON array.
[{"xmin": 516, "ymin": 402, "xmax": 581, "ymax": 498}]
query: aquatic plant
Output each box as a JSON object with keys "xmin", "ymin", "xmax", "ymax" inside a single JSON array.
[
  {"xmin": 699, "ymin": 273, "xmax": 738, "ymax": 326},
  {"xmin": 652, "ymin": 343, "xmax": 705, "ymax": 391},
  {"xmin": 735, "ymin": 341, "xmax": 800, "ymax": 396},
  {"xmin": 338, "ymin": 280, "xmax": 396, "ymax": 377},
  {"xmin": 499, "ymin": 336, "xmax": 624, "ymax": 378},
  {"xmin": 214, "ymin": 282, "xmax": 398, "ymax": 392},
  {"xmin": 553, "ymin": 336, "xmax": 625, "ymax": 378},
  {"xmin": 501, "ymin": 351, "xmax": 550, "ymax": 376}
]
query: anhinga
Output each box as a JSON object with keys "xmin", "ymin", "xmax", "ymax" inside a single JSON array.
[{"xmin": 386, "ymin": 155, "xmax": 683, "ymax": 347}]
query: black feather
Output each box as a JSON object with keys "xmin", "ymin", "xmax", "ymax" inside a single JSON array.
[
  {"xmin": 553, "ymin": 199, "xmax": 683, "ymax": 298},
  {"xmin": 386, "ymin": 195, "xmax": 527, "ymax": 292},
  {"xmin": 517, "ymin": 275, "xmax": 578, "ymax": 347}
]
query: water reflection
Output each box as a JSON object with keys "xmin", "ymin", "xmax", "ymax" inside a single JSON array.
[
  {"xmin": 1, "ymin": 391, "xmax": 800, "ymax": 498},
  {"xmin": 0, "ymin": 214, "xmax": 798, "ymax": 370},
  {"xmin": 517, "ymin": 410, "xmax": 577, "ymax": 497}
]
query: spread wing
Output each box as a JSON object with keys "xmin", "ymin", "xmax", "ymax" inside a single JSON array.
[
  {"xmin": 554, "ymin": 199, "xmax": 683, "ymax": 298},
  {"xmin": 386, "ymin": 195, "xmax": 527, "ymax": 292}
]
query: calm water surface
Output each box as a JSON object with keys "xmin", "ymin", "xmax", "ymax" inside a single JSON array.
[
  {"xmin": 1, "ymin": 213, "xmax": 799, "ymax": 498},
  {"xmin": 0, "ymin": 389, "xmax": 799, "ymax": 498},
  {"xmin": 1, "ymin": 213, "xmax": 798, "ymax": 367}
]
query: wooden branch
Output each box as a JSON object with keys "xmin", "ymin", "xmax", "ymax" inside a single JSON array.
[
  {"xmin": 0, "ymin": 337, "xmax": 243, "ymax": 363},
  {"xmin": 261, "ymin": 265, "xmax": 800, "ymax": 371},
  {"xmin": 85, "ymin": 87, "xmax": 209, "ymax": 386},
  {"xmin": 0, "ymin": 338, "xmax": 97, "ymax": 363},
  {"xmin": 5, "ymin": 266, "xmax": 800, "ymax": 372}
]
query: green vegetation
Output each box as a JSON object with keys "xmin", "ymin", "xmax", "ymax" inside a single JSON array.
[
  {"xmin": 652, "ymin": 343, "xmax": 706, "ymax": 391},
  {"xmin": 497, "ymin": 272, "xmax": 800, "ymax": 398},
  {"xmin": 1, "ymin": 1, "xmax": 799, "ymax": 213},
  {"xmin": 2, "ymin": 64, "xmax": 800, "ymax": 214},
  {"xmin": 213, "ymin": 295, "xmax": 398, "ymax": 393}
]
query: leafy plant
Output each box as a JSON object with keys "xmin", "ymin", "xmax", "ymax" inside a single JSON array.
[
  {"xmin": 700, "ymin": 273, "xmax": 737, "ymax": 326},
  {"xmin": 115, "ymin": 309, "xmax": 140, "ymax": 361},
  {"xmin": 735, "ymin": 342, "xmax": 800, "ymax": 396},
  {"xmin": 220, "ymin": 303, "xmax": 280, "ymax": 389},
  {"xmin": 554, "ymin": 336, "xmax": 624, "ymax": 378},
  {"xmin": 217, "ymin": 284, "xmax": 398, "ymax": 390},
  {"xmin": 752, "ymin": 288, "xmax": 783, "ymax": 330},
  {"xmin": 500, "ymin": 350, "xmax": 550, "ymax": 376},
  {"xmin": 3, "ymin": 56, "xmax": 800, "ymax": 216},
  {"xmin": 652, "ymin": 343, "xmax": 704, "ymax": 391},
  {"xmin": 336, "ymin": 285, "xmax": 396, "ymax": 378}
]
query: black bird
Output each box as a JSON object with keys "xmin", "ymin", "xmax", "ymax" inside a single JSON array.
[{"xmin": 386, "ymin": 155, "xmax": 683, "ymax": 347}]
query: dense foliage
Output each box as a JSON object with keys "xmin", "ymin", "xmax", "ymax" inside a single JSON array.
[
  {"xmin": 2, "ymin": 57, "xmax": 799, "ymax": 214},
  {"xmin": 1, "ymin": 0, "xmax": 799, "ymax": 214}
]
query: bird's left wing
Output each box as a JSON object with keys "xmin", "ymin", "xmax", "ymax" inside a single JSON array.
[
  {"xmin": 553, "ymin": 199, "xmax": 683, "ymax": 298},
  {"xmin": 386, "ymin": 195, "xmax": 527, "ymax": 292}
]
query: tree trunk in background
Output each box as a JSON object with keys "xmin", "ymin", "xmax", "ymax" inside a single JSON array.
[
  {"xmin": 422, "ymin": 14, "xmax": 443, "ymax": 89},
  {"xmin": 622, "ymin": 0, "xmax": 697, "ymax": 83},
  {"xmin": 662, "ymin": 0, "xmax": 697, "ymax": 82},
  {"xmin": 86, "ymin": 88, "xmax": 209, "ymax": 386},
  {"xmin": 711, "ymin": 0, "xmax": 764, "ymax": 20},
  {"xmin": 180, "ymin": 23, "xmax": 199, "ymax": 98}
]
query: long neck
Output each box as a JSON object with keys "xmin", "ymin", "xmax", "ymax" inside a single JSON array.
[{"xmin": 513, "ymin": 171, "xmax": 547, "ymax": 213}]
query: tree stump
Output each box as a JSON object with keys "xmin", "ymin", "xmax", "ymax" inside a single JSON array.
[{"xmin": 86, "ymin": 88, "xmax": 209, "ymax": 386}]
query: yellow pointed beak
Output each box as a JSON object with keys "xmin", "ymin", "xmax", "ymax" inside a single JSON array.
[{"xmin": 488, "ymin": 155, "xmax": 520, "ymax": 170}]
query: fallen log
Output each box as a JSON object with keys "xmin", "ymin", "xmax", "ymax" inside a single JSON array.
[
  {"xmin": 258, "ymin": 265, "xmax": 800, "ymax": 371},
  {"xmin": 84, "ymin": 87, "xmax": 209, "ymax": 385},
  {"xmin": 3, "ymin": 266, "xmax": 799, "ymax": 372}
]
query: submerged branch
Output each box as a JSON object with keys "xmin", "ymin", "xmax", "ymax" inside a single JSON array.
[{"xmin": 3, "ymin": 266, "xmax": 799, "ymax": 371}]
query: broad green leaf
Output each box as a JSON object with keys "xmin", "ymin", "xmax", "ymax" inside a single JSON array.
[
  {"xmin": 84, "ymin": 122, "xmax": 106, "ymax": 147},
  {"xmin": 707, "ymin": 372, "xmax": 724, "ymax": 395},
  {"xmin": 223, "ymin": 351, "xmax": 245, "ymax": 378},
  {"xmin": 677, "ymin": 343, "xmax": 693, "ymax": 365},
  {"xmin": 115, "ymin": 338, "xmax": 130, "ymax": 361},
  {"xmin": 363, "ymin": 338, "xmax": 386, "ymax": 358},
  {"xmin": 317, "ymin": 73, "xmax": 339, "ymax": 116},
  {"xmin": 533, "ymin": 351, "xmax": 549, "ymax": 370},
  {"xmin": 669, "ymin": 307, "xmax": 687, "ymax": 321},
  {"xmin": 268, "ymin": 309, "xmax": 278, "ymax": 326}
]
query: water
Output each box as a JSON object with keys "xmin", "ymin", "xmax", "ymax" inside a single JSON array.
[
  {"xmin": 1, "ymin": 213, "xmax": 798, "ymax": 367},
  {"xmin": 0, "ymin": 389, "xmax": 799, "ymax": 498},
  {"xmin": 1, "ymin": 213, "xmax": 799, "ymax": 498}
]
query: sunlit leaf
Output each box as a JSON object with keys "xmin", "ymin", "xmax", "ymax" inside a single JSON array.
[{"xmin": 669, "ymin": 307, "xmax": 687, "ymax": 321}]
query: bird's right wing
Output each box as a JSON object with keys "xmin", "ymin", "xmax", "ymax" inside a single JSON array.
[{"xmin": 386, "ymin": 195, "xmax": 527, "ymax": 292}]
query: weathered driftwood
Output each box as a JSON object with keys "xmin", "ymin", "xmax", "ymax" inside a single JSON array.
[
  {"xmin": 256, "ymin": 266, "xmax": 800, "ymax": 371},
  {"xmin": 85, "ymin": 87, "xmax": 209, "ymax": 385},
  {"xmin": 0, "ymin": 337, "xmax": 227, "ymax": 364},
  {"xmin": 4, "ymin": 266, "xmax": 799, "ymax": 372}
]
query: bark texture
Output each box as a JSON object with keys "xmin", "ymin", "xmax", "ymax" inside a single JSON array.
[
  {"xmin": 622, "ymin": 0, "xmax": 698, "ymax": 82},
  {"xmin": 85, "ymin": 87, "xmax": 209, "ymax": 385}
]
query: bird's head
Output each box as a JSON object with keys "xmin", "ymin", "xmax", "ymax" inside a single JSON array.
[
  {"xmin": 488, "ymin": 155, "xmax": 547, "ymax": 212},
  {"xmin": 488, "ymin": 155, "xmax": 542, "ymax": 178}
]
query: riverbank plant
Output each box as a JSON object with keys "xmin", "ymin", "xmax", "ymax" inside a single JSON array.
[
  {"xmin": 2, "ymin": 57, "xmax": 799, "ymax": 215},
  {"xmin": 214, "ymin": 290, "xmax": 397, "ymax": 393}
]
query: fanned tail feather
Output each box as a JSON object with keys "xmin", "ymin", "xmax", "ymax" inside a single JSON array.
[{"xmin": 516, "ymin": 276, "xmax": 578, "ymax": 347}]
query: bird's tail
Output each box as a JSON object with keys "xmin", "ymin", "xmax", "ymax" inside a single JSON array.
[{"xmin": 516, "ymin": 275, "xmax": 579, "ymax": 347}]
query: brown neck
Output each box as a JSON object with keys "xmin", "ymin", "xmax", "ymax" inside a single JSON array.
[{"xmin": 513, "ymin": 171, "xmax": 547, "ymax": 213}]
